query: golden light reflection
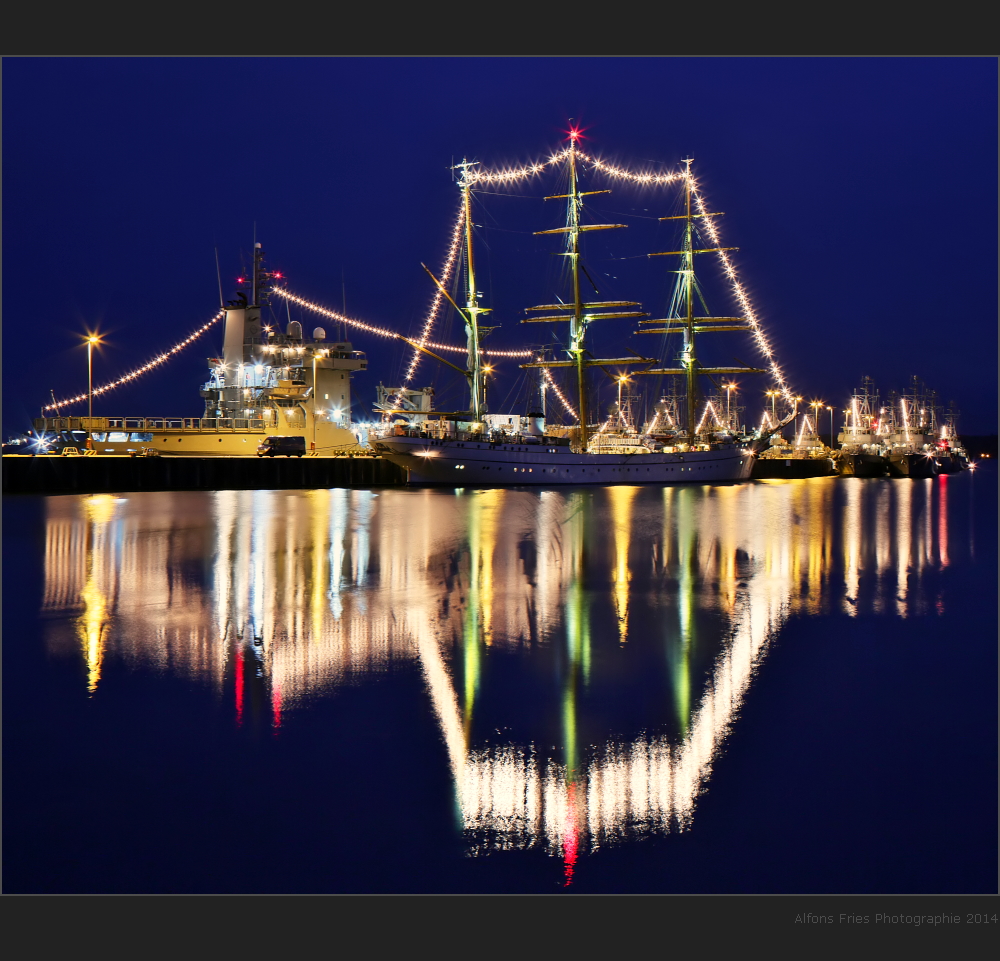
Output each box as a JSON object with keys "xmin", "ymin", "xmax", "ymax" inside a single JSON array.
[
  {"xmin": 608, "ymin": 486, "xmax": 637, "ymax": 643},
  {"xmin": 895, "ymin": 481, "xmax": 912, "ymax": 616},
  {"xmin": 40, "ymin": 475, "xmax": 962, "ymax": 858}
]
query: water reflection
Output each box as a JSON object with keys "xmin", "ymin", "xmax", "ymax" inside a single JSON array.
[{"xmin": 40, "ymin": 477, "xmax": 960, "ymax": 868}]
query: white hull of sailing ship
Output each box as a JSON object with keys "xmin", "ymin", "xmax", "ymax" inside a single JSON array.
[{"xmin": 373, "ymin": 434, "xmax": 754, "ymax": 485}]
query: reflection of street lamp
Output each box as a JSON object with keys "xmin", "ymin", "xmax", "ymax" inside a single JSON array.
[
  {"xmin": 86, "ymin": 335, "xmax": 99, "ymax": 449},
  {"xmin": 311, "ymin": 348, "xmax": 329, "ymax": 451}
]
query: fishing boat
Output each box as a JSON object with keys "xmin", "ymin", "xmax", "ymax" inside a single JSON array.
[
  {"xmin": 372, "ymin": 146, "xmax": 767, "ymax": 486},
  {"xmin": 32, "ymin": 246, "xmax": 369, "ymax": 456},
  {"xmin": 751, "ymin": 403, "xmax": 836, "ymax": 478},
  {"xmin": 834, "ymin": 378, "xmax": 889, "ymax": 477},
  {"xmin": 752, "ymin": 439, "xmax": 836, "ymax": 479},
  {"xmin": 931, "ymin": 400, "xmax": 971, "ymax": 474},
  {"xmin": 884, "ymin": 377, "xmax": 939, "ymax": 478}
]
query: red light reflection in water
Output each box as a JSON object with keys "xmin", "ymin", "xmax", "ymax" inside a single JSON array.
[
  {"xmin": 563, "ymin": 784, "xmax": 580, "ymax": 887},
  {"xmin": 272, "ymin": 683, "xmax": 282, "ymax": 733},
  {"xmin": 235, "ymin": 648, "xmax": 244, "ymax": 726},
  {"xmin": 936, "ymin": 474, "xmax": 949, "ymax": 613},
  {"xmin": 937, "ymin": 474, "xmax": 949, "ymax": 569}
]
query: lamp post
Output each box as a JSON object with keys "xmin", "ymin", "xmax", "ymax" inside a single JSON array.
[
  {"xmin": 765, "ymin": 389, "xmax": 777, "ymax": 427},
  {"xmin": 617, "ymin": 375, "xmax": 629, "ymax": 428},
  {"xmin": 311, "ymin": 348, "xmax": 328, "ymax": 452},
  {"xmin": 86, "ymin": 335, "xmax": 98, "ymax": 449},
  {"xmin": 826, "ymin": 405, "xmax": 834, "ymax": 449},
  {"xmin": 809, "ymin": 400, "xmax": 823, "ymax": 446}
]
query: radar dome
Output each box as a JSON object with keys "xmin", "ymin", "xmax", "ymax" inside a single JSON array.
[
  {"xmin": 287, "ymin": 320, "xmax": 303, "ymax": 340},
  {"xmin": 313, "ymin": 327, "xmax": 326, "ymax": 341}
]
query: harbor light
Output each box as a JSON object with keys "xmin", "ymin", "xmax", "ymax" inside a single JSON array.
[
  {"xmin": 724, "ymin": 382, "xmax": 737, "ymax": 428},
  {"xmin": 765, "ymin": 389, "xmax": 778, "ymax": 422},
  {"xmin": 312, "ymin": 348, "xmax": 329, "ymax": 451},
  {"xmin": 85, "ymin": 333, "xmax": 101, "ymax": 449}
]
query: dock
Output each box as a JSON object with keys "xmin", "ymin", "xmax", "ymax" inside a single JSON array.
[{"xmin": 1, "ymin": 454, "xmax": 406, "ymax": 496}]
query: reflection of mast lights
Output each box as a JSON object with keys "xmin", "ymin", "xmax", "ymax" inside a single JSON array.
[{"xmin": 39, "ymin": 480, "xmax": 964, "ymax": 860}]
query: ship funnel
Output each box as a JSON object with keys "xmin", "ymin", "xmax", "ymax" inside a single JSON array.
[
  {"xmin": 313, "ymin": 327, "xmax": 326, "ymax": 341},
  {"xmin": 287, "ymin": 320, "xmax": 302, "ymax": 341},
  {"xmin": 525, "ymin": 411, "xmax": 545, "ymax": 436},
  {"xmin": 222, "ymin": 308, "xmax": 246, "ymax": 387}
]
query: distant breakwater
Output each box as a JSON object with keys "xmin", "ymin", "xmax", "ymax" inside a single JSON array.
[{"xmin": 2, "ymin": 454, "xmax": 406, "ymax": 496}]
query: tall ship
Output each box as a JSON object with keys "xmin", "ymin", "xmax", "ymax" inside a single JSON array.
[
  {"xmin": 33, "ymin": 246, "xmax": 368, "ymax": 456},
  {"xmin": 372, "ymin": 145, "xmax": 765, "ymax": 485},
  {"xmin": 834, "ymin": 377, "xmax": 889, "ymax": 477}
]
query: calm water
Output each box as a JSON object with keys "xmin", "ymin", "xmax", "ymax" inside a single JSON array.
[{"xmin": 3, "ymin": 470, "xmax": 996, "ymax": 893}]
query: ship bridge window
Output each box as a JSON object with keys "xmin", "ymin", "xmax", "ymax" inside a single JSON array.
[
  {"xmin": 108, "ymin": 432, "xmax": 129, "ymax": 443},
  {"xmin": 129, "ymin": 432, "xmax": 153, "ymax": 442}
]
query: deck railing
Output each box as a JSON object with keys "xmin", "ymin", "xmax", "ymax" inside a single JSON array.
[{"xmin": 33, "ymin": 416, "xmax": 266, "ymax": 432}]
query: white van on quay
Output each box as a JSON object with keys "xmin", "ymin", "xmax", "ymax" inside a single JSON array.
[{"xmin": 257, "ymin": 436, "xmax": 306, "ymax": 458}]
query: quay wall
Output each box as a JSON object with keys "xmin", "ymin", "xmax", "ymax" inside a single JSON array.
[{"xmin": 2, "ymin": 455, "xmax": 406, "ymax": 496}]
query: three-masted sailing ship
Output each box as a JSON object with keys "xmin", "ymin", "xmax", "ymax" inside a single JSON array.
[{"xmin": 372, "ymin": 141, "xmax": 764, "ymax": 485}]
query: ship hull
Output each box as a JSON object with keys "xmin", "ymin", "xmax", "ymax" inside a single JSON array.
[
  {"xmin": 35, "ymin": 421, "xmax": 364, "ymax": 457},
  {"xmin": 934, "ymin": 451, "xmax": 969, "ymax": 474},
  {"xmin": 887, "ymin": 451, "xmax": 938, "ymax": 478},
  {"xmin": 836, "ymin": 451, "xmax": 888, "ymax": 477},
  {"xmin": 372, "ymin": 435, "xmax": 754, "ymax": 486},
  {"xmin": 751, "ymin": 456, "xmax": 836, "ymax": 479}
]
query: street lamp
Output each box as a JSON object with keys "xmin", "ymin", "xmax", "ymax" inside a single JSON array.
[
  {"xmin": 617, "ymin": 374, "xmax": 629, "ymax": 428},
  {"xmin": 826, "ymin": 405, "xmax": 834, "ymax": 449},
  {"xmin": 765, "ymin": 389, "xmax": 778, "ymax": 427},
  {"xmin": 809, "ymin": 400, "xmax": 823, "ymax": 444},
  {"xmin": 86, "ymin": 335, "xmax": 99, "ymax": 449},
  {"xmin": 724, "ymin": 382, "xmax": 736, "ymax": 430}
]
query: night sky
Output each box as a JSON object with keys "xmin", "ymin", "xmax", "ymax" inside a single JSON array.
[{"xmin": 3, "ymin": 58, "xmax": 997, "ymax": 437}]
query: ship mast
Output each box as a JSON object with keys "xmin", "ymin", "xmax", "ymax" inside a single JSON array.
[
  {"xmin": 521, "ymin": 132, "xmax": 651, "ymax": 452},
  {"xmin": 636, "ymin": 158, "xmax": 763, "ymax": 446},
  {"xmin": 681, "ymin": 165, "xmax": 698, "ymax": 441},
  {"xmin": 565, "ymin": 142, "xmax": 588, "ymax": 449},
  {"xmin": 456, "ymin": 160, "xmax": 487, "ymax": 424}
]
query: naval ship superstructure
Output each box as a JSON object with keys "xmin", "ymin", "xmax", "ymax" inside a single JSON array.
[{"xmin": 34, "ymin": 245, "xmax": 368, "ymax": 456}]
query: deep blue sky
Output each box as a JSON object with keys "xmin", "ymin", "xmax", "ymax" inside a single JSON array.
[{"xmin": 4, "ymin": 57, "xmax": 997, "ymax": 435}]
